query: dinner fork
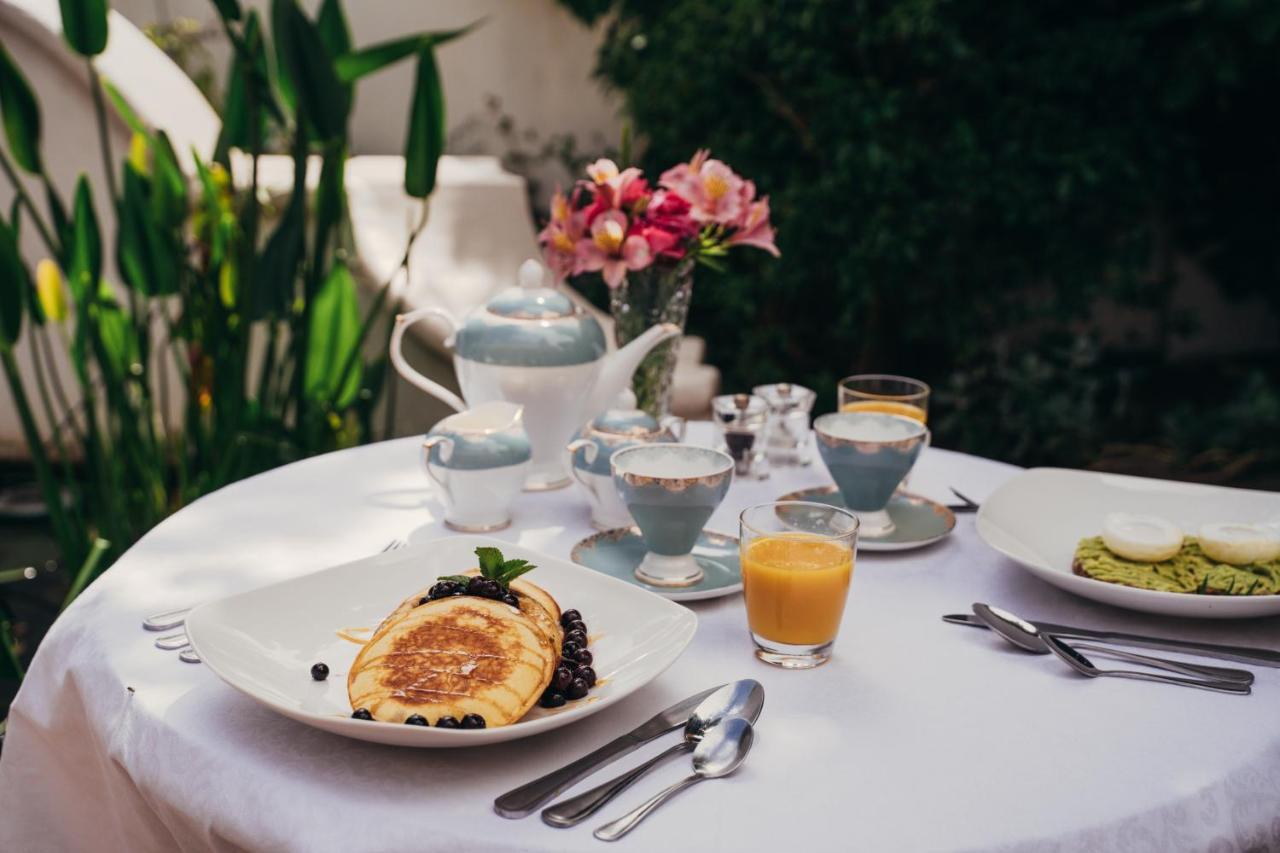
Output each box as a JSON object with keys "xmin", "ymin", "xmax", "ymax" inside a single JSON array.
[{"xmin": 145, "ymin": 538, "xmax": 407, "ymax": 663}]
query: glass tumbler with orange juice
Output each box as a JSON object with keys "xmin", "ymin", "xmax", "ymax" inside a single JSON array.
[
  {"xmin": 837, "ymin": 374, "xmax": 930, "ymax": 422},
  {"xmin": 739, "ymin": 501, "xmax": 859, "ymax": 668}
]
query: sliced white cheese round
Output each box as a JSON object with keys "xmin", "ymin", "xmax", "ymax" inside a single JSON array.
[
  {"xmin": 1198, "ymin": 522, "xmax": 1280, "ymax": 566},
  {"xmin": 1101, "ymin": 513, "xmax": 1184, "ymax": 562}
]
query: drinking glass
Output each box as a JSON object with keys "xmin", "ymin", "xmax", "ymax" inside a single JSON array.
[
  {"xmin": 738, "ymin": 501, "xmax": 859, "ymax": 669},
  {"xmin": 837, "ymin": 374, "xmax": 930, "ymax": 423}
]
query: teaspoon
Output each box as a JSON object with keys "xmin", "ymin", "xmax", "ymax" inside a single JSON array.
[
  {"xmin": 972, "ymin": 603, "xmax": 1254, "ymax": 685},
  {"xmin": 1042, "ymin": 634, "xmax": 1251, "ymax": 694},
  {"xmin": 543, "ymin": 679, "xmax": 764, "ymax": 827},
  {"xmin": 593, "ymin": 716, "xmax": 754, "ymax": 842}
]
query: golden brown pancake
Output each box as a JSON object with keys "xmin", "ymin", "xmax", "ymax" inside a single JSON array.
[
  {"xmin": 369, "ymin": 574, "xmax": 563, "ymax": 649},
  {"xmin": 348, "ymin": 596, "xmax": 556, "ymax": 726}
]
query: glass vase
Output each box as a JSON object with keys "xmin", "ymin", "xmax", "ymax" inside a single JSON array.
[{"xmin": 609, "ymin": 259, "xmax": 694, "ymax": 418}]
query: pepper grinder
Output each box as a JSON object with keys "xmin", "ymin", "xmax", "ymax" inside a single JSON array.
[{"xmin": 753, "ymin": 382, "xmax": 816, "ymax": 466}]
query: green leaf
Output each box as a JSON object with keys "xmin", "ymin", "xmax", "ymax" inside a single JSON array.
[
  {"xmin": 474, "ymin": 546, "xmax": 504, "ymax": 578},
  {"xmin": 101, "ymin": 78, "xmax": 147, "ymax": 136},
  {"xmin": 94, "ymin": 299, "xmax": 138, "ymax": 379},
  {"xmin": 68, "ymin": 176, "xmax": 101, "ymax": 303},
  {"xmin": 58, "ymin": 0, "xmax": 109, "ymax": 57},
  {"xmin": 304, "ymin": 260, "xmax": 361, "ymax": 407},
  {"xmin": 438, "ymin": 574, "xmax": 472, "ymax": 586},
  {"xmin": 497, "ymin": 558, "xmax": 537, "ymax": 584},
  {"xmin": 149, "ymin": 131, "xmax": 187, "ymax": 225},
  {"xmin": 117, "ymin": 165, "xmax": 156, "ymax": 295},
  {"xmin": 333, "ymin": 21, "xmax": 479, "ymax": 83},
  {"xmin": 271, "ymin": 0, "xmax": 347, "ymax": 140},
  {"xmin": 0, "ymin": 218, "xmax": 28, "ymax": 348},
  {"xmin": 216, "ymin": 11, "xmax": 273, "ymax": 160},
  {"xmin": 316, "ymin": 0, "xmax": 352, "ymax": 60},
  {"xmin": 44, "ymin": 181, "xmax": 71, "ymax": 254},
  {"xmin": 254, "ymin": 189, "xmax": 304, "ymax": 318},
  {"xmin": 0, "ymin": 43, "xmax": 42, "ymax": 174},
  {"xmin": 403, "ymin": 48, "xmax": 444, "ymax": 199},
  {"xmin": 211, "ymin": 0, "xmax": 242, "ymax": 22}
]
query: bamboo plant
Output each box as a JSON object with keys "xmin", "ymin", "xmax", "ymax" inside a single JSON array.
[{"xmin": 0, "ymin": 0, "xmax": 470, "ymax": 629}]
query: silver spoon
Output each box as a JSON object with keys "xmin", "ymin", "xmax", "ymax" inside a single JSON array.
[
  {"xmin": 593, "ymin": 716, "xmax": 754, "ymax": 842},
  {"xmin": 543, "ymin": 679, "xmax": 764, "ymax": 827},
  {"xmin": 972, "ymin": 603, "xmax": 1254, "ymax": 685},
  {"xmin": 1042, "ymin": 634, "xmax": 1250, "ymax": 694}
]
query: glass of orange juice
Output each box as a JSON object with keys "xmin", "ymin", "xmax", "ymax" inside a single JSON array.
[
  {"xmin": 739, "ymin": 501, "xmax": 859, "ymax": 669},
  {"xmin": 837, "ymin": 374, "xmax": 929, "ymax": 422}
]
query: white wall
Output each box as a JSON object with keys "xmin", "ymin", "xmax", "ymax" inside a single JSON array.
[{"xmin": 109, "ymin": 0, "xmax": 623, "ymax": 169}]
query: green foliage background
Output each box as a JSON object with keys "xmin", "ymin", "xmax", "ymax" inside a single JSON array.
[{"xmin": 561, "ymin": 0, "xmax": 1280, "ymax": 477}]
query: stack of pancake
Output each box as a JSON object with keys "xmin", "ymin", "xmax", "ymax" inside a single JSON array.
[{"xmin": 348, "ymin": 575, "xmax": 563, "ymax": 726}]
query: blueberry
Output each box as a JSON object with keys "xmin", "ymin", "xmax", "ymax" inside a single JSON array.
[
  {"xmin": 575, "ymin": 665, "xmax": 597, "ymax": 687},
  {"xmin": 562, "ymin": 641, "xmax": 581, "ymax": 657},
  {"xmin": 417, "ymin": 596, "xmax": 431, "ymax": 606},
  {"xmin": 540, "ymin": 690, "xmax": 566, "ymax": 709},
  {"xmin": 310, "ymin": 662, "xmax": 329, "ymax": 681},
  {"xmin": 429, "ymin": 581, "xmax": 458, "ymax": 600},
  {"xmin": 560, "ymin": 609, "xmax": 581, "ymax": 626},
  {"xmin": 461, "ymin": 713, "xmax": 487, "ymax": 730},
  {"xmin": 564, "ymin": 629, "xmax": 587, "ymax": 646},
  {"xmin": 435, "ymin": 715, "xmax": 461, "ymax": 729},
  {"xmin": 552, "ymin": 666, "xmax": 573, "ymax": 692},
  {"xmin": 351, "ymin": 708, "xmax": 373, "ymax": 720},
  {"xmin": 565, "ymin": 678, "xmax": 589, "ymax": 700},
  {"xmin": 566, "ymin": 620, "xmax": 587, "ymax": 635},
  {"xmin": 404, "ymin": 714, "xmax": 429, "ymax": 726},
  {"xmin": 502, "ymin": 592, "xmax": 519, "ymax": 607},
  {"xmin": 467, "ymin": 576, "xmax": 488, "ymax": 595},
  {"xmin": 559, "ymin": 658, "xmax": 576, "ymax": 672},
  {"xmin": 573, "ymin": 648, "xmax": 593, "ymax": 666}
]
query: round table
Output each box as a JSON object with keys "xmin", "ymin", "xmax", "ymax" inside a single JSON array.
[{"xmin": 3, "ymin": 426, "xmax": 1279, "ymax": 853}]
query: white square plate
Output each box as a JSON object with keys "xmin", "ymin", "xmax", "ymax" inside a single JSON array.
[
  {"xmin": 976, "ymin": 468, "xmax": 1280, "ymax": 619},
  {"xmin": 186, "ymin": 535, "xmax": 698, "ymax": 746}
]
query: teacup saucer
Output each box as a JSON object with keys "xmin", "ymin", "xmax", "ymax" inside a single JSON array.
[
  {"xmin": 569, "ymin": 528, "xmax": 742, "ymax": 602},
  {"xmin": 775, "ymin": 485, "xmax": 955, "ymax": 551}
]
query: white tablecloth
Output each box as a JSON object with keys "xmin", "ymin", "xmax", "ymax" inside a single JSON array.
[{"xmin": 3, "ymin": 425, "xmax": 1279, "ymax": 853}]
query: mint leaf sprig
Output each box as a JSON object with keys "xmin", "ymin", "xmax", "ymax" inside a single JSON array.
[{"xmin": 476, "ymin": 546, "xmax": 537, "ymax": 588}]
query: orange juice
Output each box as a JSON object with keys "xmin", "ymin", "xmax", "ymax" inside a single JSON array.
[
  {"xmin": 741, "ymin": 534, "xmax": 854, "ymax": 645},
  {"xmin": 839, "ymin": 399, "xmax": 927, "ymax": 422}
]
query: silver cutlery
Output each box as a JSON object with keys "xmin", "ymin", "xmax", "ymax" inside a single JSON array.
[
  {"xmin": 542, "ymin": 679, "xmax": 765, "ymax": 827},
  {"xmin": 143, "ymin": 538, "xmax": 407, "ymax": 664},
  {"xmin": 494, "ymin": 684, "xmax": 726, "ymax": 818},
  {"xmin": 947, "ymin": 487, "xmax": 980, "ymax": 513},
  {"xmin": 1042, "ymin": 634, "xmax": 1251, "ymax": 694},
  {"xmin": 593, "ymin": 716, "xmax": 755, "ymax": 842},
  {"xmin": 971, "ymin": 603, "xmax": 1254, "ymax": 685},
  {"xmin": 942, "ymin": 613, "xmax": 1280, "ymax": 668}
]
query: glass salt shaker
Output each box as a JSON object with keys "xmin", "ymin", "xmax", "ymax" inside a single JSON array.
[
  {"xmin": 712, "ymin": 393, "xmax": 769, "ymax": 479},
  {"xmin": 753, "ymin": 382, "xmax": 816, "ymax": 466}
]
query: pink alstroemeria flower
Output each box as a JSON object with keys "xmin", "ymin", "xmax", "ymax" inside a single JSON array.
[
  {"xmin": 727, "ymin": 196, "xmax": 780, "ymax": 257},
  {"xmin": 538, "ymin": 187, "xmax": 586, "ymax": 280},
  {"xmin": 575, "ymin": 210, "xmax": 652, "ymax": 288},
  {"xmin": 659, "ymin": 149, "xmax": 746, "ymax": 226},
  {"xmin": 635, "ymin": 189, "xmax": 699, "ymax": 259},
  {"xmin": 585, "ymin": 158, "xmax": 647, "ymax": 211}
]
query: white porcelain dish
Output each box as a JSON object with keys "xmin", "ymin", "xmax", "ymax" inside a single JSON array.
[
  {"xmin": 976, "ymin": 468, "xmax": 1280, "ymax": 619},
  {"xmin": 186, "ymin": 535, "xmax": 698, "ymax": 747}
]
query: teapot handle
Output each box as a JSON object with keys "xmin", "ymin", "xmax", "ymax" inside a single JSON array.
[
  {"xmin": 422, "ymin": 436, "xmax": 455, "ymax": 503},
  {"xmin": 566, "ymin": 439, "xmax": 600, "ymax": 504},
  {"xmin": 390, "ymin": 307, "xmax": 467, "ymax": 413},
  {"xmin": 659, "ymin": 415, "xmax": 686, "ymax": 442}
]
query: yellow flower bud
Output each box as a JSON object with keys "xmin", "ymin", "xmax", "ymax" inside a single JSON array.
[
  {"xmin": 128, "ymin": 132, "xmax": 149, "ymax": 174},
  {"xmin": 35, "ymin": 259, "xmax": 68, "ymax": 323}
]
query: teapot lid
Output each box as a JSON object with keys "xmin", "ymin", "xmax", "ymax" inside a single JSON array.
[
  {"xmin": 454, "ymin": 260, "xmax": 606, "ymax": 367},
  {"xmin": 486, "ymin": 259, "xmax": 577, "ymax": 319},
  {"xmin": 591, "ymin": 389, "xmax": 660, "ymax": 436}
]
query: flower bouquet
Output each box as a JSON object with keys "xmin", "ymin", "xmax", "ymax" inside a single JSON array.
[{"xmin": 538, "ymin": 151, "xmax": 779, "ymax": 416}]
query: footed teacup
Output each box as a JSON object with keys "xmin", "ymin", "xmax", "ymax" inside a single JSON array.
[
  {"xmin": 813, "ymin": 411, "xmax": 929, "ymax": 537},
  {"xmin": 422, "ymin": 401, "xmax": 531, "ymax": 532},
  {"xmin": 611, "ymin": 444, "xmax": 734, "ymax": 587}
]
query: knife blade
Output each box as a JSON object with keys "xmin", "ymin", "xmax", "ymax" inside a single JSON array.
[
  {"xmin": 943, "ymin": 614, "xmax": 1280, "ymax": 667},
  {"xmin": 493, "ymin": 683, "xmax": 725, "ymax": 818}
]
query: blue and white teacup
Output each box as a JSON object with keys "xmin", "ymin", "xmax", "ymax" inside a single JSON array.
[
  {"xmin": 813, "ymin": 411, "xmax": 929, "ymax": 537},
  {"xmin": 422, "ymin": 401, "xmax": 532, "ymax": 532},
  {"xmin": 611, "ymin": 444, "xmax": 734, "ymax": 587}
]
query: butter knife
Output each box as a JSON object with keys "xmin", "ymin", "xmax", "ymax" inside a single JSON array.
[
  {"xmin": 943, "ymin": 614, "xmax": 1280, "ymax": 667},
  {"xmin": 493, "ymin": 684, "xmax": 725, "ymax": 818}
]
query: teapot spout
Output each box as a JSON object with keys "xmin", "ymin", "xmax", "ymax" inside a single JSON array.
[{"xmin": 586, "ymin": 322, "xmax": 683, "ymax": 420}]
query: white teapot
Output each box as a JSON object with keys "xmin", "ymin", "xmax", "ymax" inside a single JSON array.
[{"xmin": 391, "ymin": 260, "xmax": 681, "ymax": 491}]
